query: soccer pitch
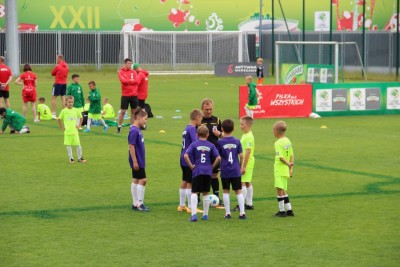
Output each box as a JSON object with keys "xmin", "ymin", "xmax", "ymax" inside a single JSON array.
[{"xmin": 0, "ymin": 72, "xmax": 399, "ymax": 266}]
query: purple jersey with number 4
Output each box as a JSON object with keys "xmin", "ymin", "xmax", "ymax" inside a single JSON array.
[
  {"xmin": 128, "ymin": 125, "xmax": 146, "ymax": 168},
  {"xmin": 180, "ymin": 124, "xmax": 198, "ymax": 166},
  {"xmin": 185, "ymin": 140, "xmax": 219, "ymax": 177},
  {"xmin": 217, "ymin": 136, "xmax": 243, "ymax": 178}
]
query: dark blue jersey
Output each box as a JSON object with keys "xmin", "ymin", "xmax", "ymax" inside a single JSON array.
[
  {"xmin": 180, "ymin": 124, "xmax": 198, "ymax": 166},
  {"xmin": 217, "ymin": 136, "xmax": 243, "ymax": 178},
  {"xmin": 128, "ymin": 125, "xmax": 146, "ymax": 168},
  {"xmin": 185, "ymin": 139, "xmax": 219, "ymax": 177}
]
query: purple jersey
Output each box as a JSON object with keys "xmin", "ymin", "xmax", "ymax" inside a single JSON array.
[
  {"xmin": 128, "ymin": 125, "xmax": 146, "ymax": 168},
  {"xmin": 217, "ymin": 136, "xmax": 243, "ymax": 178},
  {"xmin": 180, "ymin": 124, "xmax": 198, "ymax": 166},
  {"xmin": 185, "ymin": 139, "xmax": 219, "ymax": 177}
]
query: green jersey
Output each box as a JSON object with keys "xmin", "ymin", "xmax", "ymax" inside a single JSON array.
[
  {"xmin": 88, "ymin": 88, "xmax": 102, "ymax": 114},
  {"xmin": 37, "ymin": 103, "xmax": 52, "ymax": 120},
  {"xmin": 102, "ymin": 103, "xmax": 115, "ymax": 119},
  {"xmin": 59, "ymin": 108, "xmax": 82, "ymax": 135},
  {"xmin": 240, "ymin": 131, "xmax": 255, "ymax": 168},
  {"xmin": 248, "ymin": 82, "xmax": 258, "ymax": 106},
  {"xmin": 66, "ymin": 83, "xmax": 85, "ymax": 109},
  {"xmin": 1, "ymin": 108, "xmax": 26, "ymax": 132},
  {"xmin": 274, "ymin": 137, "xmax": 293, "ymax": 177}
]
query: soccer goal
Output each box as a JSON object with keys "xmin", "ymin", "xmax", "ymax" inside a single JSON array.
[{"xmin": 275, "ymin": 41, "xmax": 367, "ymax": 84}]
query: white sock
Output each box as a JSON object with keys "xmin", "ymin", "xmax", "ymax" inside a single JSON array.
[
  {"xmin": 246, "ymin": 185, "xmax": 253, "ymax": 206},
  {"xmin": 77, "ymin": 146, "xmax": 82, "ymax": 159},
  {"xmin": 241, "ymin": 186, "xmax": 247, "ymax": 203},
  {"xmin": 223, "ymin": 193, "xmax": 230, "ymax": 215},
  {"xmin": 66, "ymin": 146, "xmax": 73, "ymax": 159},
  {"xmin": 244, "ymin": 106, "xmax": 251, "ymax": 117},
  {"xmin": 131, "ymin": 183, "xmax": 138, "ymax": 206},
  {"xmin": 19, "ymin": 127, "xmax": 28, "ymax": 133},
  {"xmin": 179, "ymin": 188, "xmax": 186, "ymax": 206},
  {"xmin": 186, "ymin": 189, "xmax": 192, "ymax": 207},
  {"xmin": 137, "ymin": 185, "xmax": 145, "ymax": 205},
  {"xmin": 191, "ymin": 194, "xmax": 198, "ymax": 216},
  {"xmin": 284, "ymin": 194, "xmax": 292, "ymax": 211},
  {"xmin": 100, "ymin": 119, "xmax": 107, "ymax": 127},
  {"xmin": 278, "ymin": 196, "xmax": 285, "ymax": 212},
  {"xmin": 86, "ymin": 118, "xmax": 91, "ymax": 130},
  {"xmin": 237, "ymin": 193, "xmax": 245, "ymax": 215},
  {"xmin": 203, "ymin": 195, "xmax": 210, "ymax": 216}
]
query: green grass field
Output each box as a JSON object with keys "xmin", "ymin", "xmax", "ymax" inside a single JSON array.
[{"xmin": 0, "ymin": 71, "xmax": 399, "ymax": 266}]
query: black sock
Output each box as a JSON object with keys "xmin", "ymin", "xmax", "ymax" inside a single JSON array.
[{"xmin": 211, "ymin": 178, "xmax": 219, "ymax": 197}]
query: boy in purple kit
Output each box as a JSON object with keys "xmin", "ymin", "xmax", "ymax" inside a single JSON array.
[
  {"xmin": 128, "ymin": 108, "xmax": 149, "ymax": 212},
  {"xmin": 217, "ymin": 119, "xmax": 246, "ymax": 219},
  {"xmin": 184, "ymin": 126, "xmax": 221, "ymax": 222},
  {"xmin": 178, "ymin": 109, "xmax": 204, "ymax": 214}
]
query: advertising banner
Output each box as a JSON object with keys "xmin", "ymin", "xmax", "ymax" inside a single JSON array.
[
  {"xmin": 280, "ymin": 64, "xmax": 307, "ymax": 85},
  {"xmin": 0, "ymin": 0, "xmax": 397, "ymax": 32},
  {"xmin": 239, "ymin": 84, "xmax": 312, "ymax": 118},
  {"xmin": 313, "ymin": 83, "xmax": 400, "ymax": 116},
  {"xmin": 307, "ymin": 65, "xmax": 335, "ymax": 84},
  {"xmin": 215, "ymin": 63, "xmax": 268, "ymax": 77}
]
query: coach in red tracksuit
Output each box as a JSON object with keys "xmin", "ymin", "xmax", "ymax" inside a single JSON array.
[
  {"xmin": 51, "ymin": 54, "xmax": 69, "ymax": 119},
  {"xmin": 117, "ymin": 58, "xmax": 142, "ymax": 133},
  {"xmin": 133, "ymin": 64, "xmax": 149, "ymax": 110}
]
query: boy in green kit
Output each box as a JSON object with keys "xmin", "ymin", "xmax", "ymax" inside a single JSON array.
[
  {"xmin": 244, "ymin": 76, "xmax": 258, "ymax": 118},
  {"xmin": 237, "ymin": 116, "xmax": 255, "ymax": 210},
  {"xmin": 0, "ymin": 107, "xmax": 30, "ymax": 134},
  {"xmin": 83, "ymin": 81, "xmax": 108, "ymax": 133},
  {"xmin": 58, "ymin": 95, "xmax": 86, "ymax": 163},
  {"xmin": 273, "ymin": 121, "xmax": 294, "ymax": 217},
  {"xmin": 66, "ymin": 74, "xmax": 85, "ymax": 117}
]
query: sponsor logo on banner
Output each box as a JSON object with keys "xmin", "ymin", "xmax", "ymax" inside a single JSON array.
[
  {"xmin": 350, "ymin": 88, "xmax": 366, "ymax": 110},
  {"xmin": 215, "ymin": 63, "xmax": 268, "ymax": 77},
  {"xmin": 387, "ymin": 87, "xmax": 400, "ymax": 109},
  {"xmin": 284, "ymin": 65, "xmax": 304, "ymax": 84},
  {"xmin": 239, "ymin": 84, "xmax": 312, "ymax": 118},
  {"xmin": 316, "ymin": 89, "xmax": 332, "ymax": 111}
]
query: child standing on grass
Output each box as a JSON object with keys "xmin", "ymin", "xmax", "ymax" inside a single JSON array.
[
  {"xmin": 129, "ymin": 108, "xmax": 149, "ymax": 212},
  {"xmin": 273, "ymin": 120, "xmax": 294, "ymax": 217},
  {"xmin": 177, "ymin": 109, "xmax": 204, "ymax": 214},
  {"xmin": 244, "ymin": 76, "xmax": 258, "ymax": 118},
  {"xmin": 256, "ymin": 57, "xmax": 264, "ymax": 85},
  {"xmin": 236, "ymin": 116, "xmax": 255, "ymax": 211},
  {"xmin": 83, "ymin": 81, "xmax": 108, "ymax": 133},
  {"xmin": 184, "ymin": 125, "xmax": 221, "ymax": 222},
  {"xmin": 217, "ymin": 119, "xmax": 246, "ymax": 219},
  {"xmin": 57, "ymin": 95, "xmax": 86, "ymax": 163}
]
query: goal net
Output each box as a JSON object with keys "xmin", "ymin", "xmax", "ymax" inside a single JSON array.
[
  {"xmin": 275, "ymin": 41, "xmax": 366, "ymax": 84},
  {"xmin": 120, "ymin": 31, "xmax": 250, "ymax": 71}
]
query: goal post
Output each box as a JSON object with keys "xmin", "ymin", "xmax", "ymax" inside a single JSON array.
[{"xmin": 275, "ymin": 41, "xmax": 366, "ymax": 85}]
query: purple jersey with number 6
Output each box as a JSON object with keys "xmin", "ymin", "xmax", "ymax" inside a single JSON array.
[
  {"xmin": 128, "ymin": 125, "xmax": 145, "ymax": 168},
  {"xmin": 180, "ymin": 124, "xmax": 198, "ymax": 166},
  {"xmin": 185, "ymin": 139, "xmax": 219, "ymax": 177},
  {"xmin": 217, "ymin": 136, "xmax": 243, "ymax": 178}
]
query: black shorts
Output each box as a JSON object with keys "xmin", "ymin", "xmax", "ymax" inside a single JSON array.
[
  {"xmin": 121, "ymin": 96, "xmax": 138, "ymax": 110},
  {"xmin": 132, "ymin": 168, "xmax": 146, "ymax": 179},
  {"xmin": 192, "ymin": 175, "xmax": 211, "ymax": 193},
  {"xmin": 52, "ymin": 84, "xmax": 67, "ymax": 96},
  {"xmin": 138, "ymin": 99, "xmax": 145, "ymax": 109},
  {"xmin": 0, "ymin": 90, "xmax": 9, "ymax": 98},
  {"xmin": 181, "ymin": 165, "xmax": 192, "ymax": 183},
  {"xmin": 221, "ymin": 177, "xmax": 242, "ymax": 191}
]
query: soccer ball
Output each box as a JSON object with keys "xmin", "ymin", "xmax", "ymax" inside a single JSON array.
[{"xmin": 208, "ymin": 194, "xmax": 219, "ymax": 207}]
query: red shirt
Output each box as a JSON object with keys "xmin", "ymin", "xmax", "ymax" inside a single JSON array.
[
  {"xmin": 118, "ymin": 67, "xmax": 139, "ymax": 96},
  {"xmin": 51, "ymin": 60, "xmax": 69, "ymax": 84},
  {"xmin": 20, "ymin": 71, "xmax": 36, "ymax": 87},
  {"xmin": 0, "ymin": 63, "xmax": 12, "ymax": 91},
  {"xmin": 137, "ymin": 69, "xmax": 149, "ymax": 100}
]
